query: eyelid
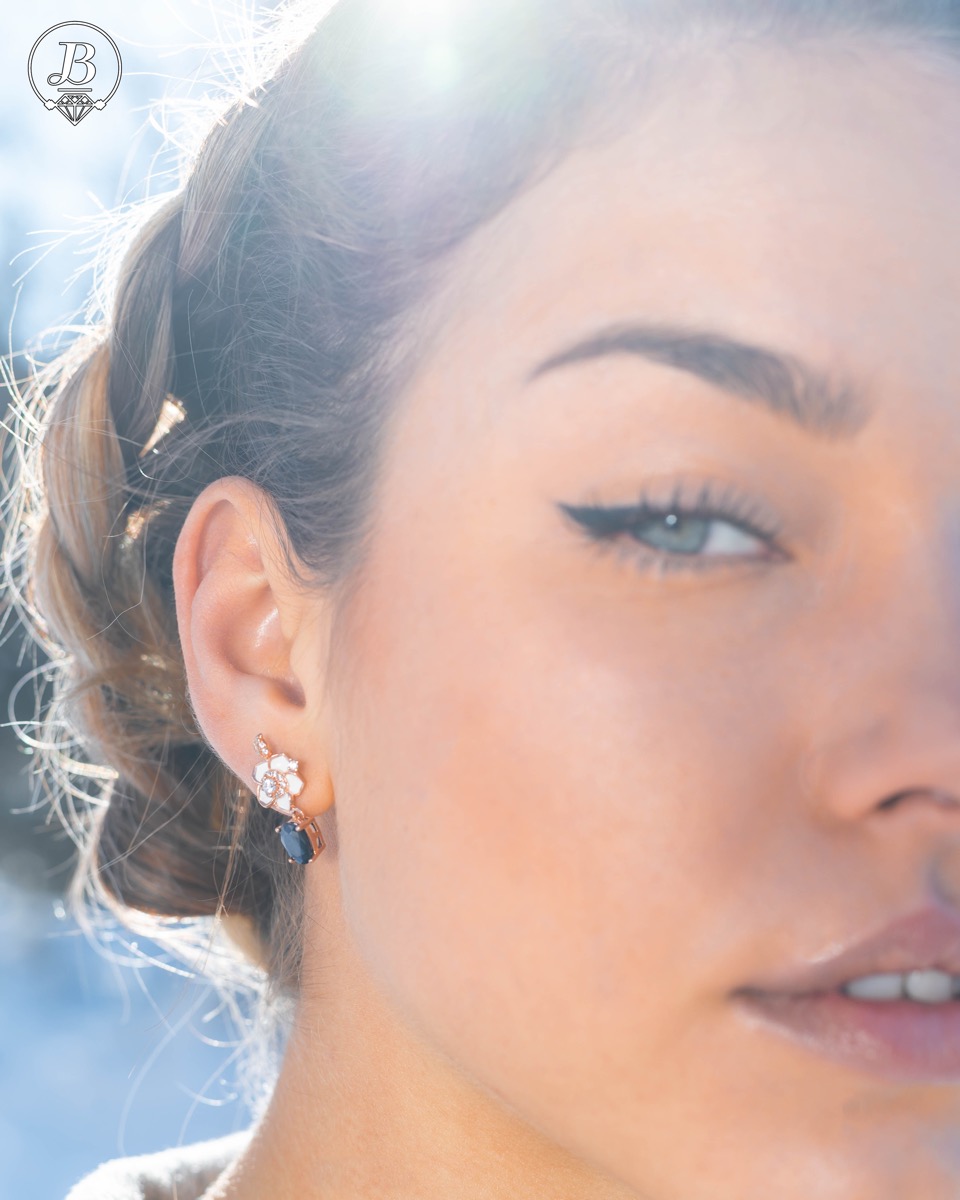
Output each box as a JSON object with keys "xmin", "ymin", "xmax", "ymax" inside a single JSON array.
[{"xmin": 556, "ymin": 477, "xmax": 789, "ymax": 576}]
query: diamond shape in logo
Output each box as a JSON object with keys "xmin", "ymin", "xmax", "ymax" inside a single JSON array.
[{"xmin": 55, "ymin": 93, "xmax": 94, "ymax": 125}]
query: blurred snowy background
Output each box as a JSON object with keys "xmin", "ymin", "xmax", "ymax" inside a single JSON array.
[{"xmin": 1, "ymin": 3, "xmax": 288, "ymax": 1194}]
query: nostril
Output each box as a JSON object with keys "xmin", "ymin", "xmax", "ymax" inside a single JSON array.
[
  {"xmin": 878, "ymin": 789, "xmax": 960, "ymax": 811},
  {"xmin": 878, "ymin": 790, "xmax": 914, "ymax": 811}
]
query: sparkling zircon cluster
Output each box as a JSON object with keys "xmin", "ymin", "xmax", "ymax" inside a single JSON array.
[{"xmin": 253, "ymin": 745, "xmax": 304, "ymax": 812}]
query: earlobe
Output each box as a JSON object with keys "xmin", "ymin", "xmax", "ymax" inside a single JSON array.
[{"xmin": 172, "ymin": 476, "xmax": 315, "ymax": 795}]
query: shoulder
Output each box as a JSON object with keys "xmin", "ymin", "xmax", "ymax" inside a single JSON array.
[{"xmin": 64, "ymin": 1130, "xmax": 253, "ymax": 1200}]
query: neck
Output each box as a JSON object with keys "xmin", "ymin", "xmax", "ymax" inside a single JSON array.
[{"xmin": 205, "ymin": 874, "xmax": 638, "ymax": 1200}]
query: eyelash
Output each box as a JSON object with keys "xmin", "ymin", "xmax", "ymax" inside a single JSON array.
[{"xmin": 558, "ymin": 478, "xmax": 786, "ymax": 577}]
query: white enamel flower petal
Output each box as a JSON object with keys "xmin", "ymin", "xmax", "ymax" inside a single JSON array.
[
  {"xmin": 273, "ymin": 790, "xmax": 292, "ymax": 812},
  {"xmin": 253, "ymin": 761, "xmax": 270, "ymax": 783},
  {"xmin": 269, "ymin": 754, "xmax": 295, "ymax": 773},
  {"xmin": 285, "ymin": 773, "xmax": 304, "ymax": 796}
]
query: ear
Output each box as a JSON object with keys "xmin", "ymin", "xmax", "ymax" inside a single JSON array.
[{"xmin": 172, "ymin": 476, "xmax": 334, "ymax": 819}]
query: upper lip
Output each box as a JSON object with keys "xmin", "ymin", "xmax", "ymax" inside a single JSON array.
[{"xmin": 739, "ymin": 905, "xmax": 960, "ymax": 996}]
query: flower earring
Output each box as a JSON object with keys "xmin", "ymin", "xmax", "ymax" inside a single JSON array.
[{"xmin": 252, "ymin": 733, "xmax": 326, "ymax": 864}]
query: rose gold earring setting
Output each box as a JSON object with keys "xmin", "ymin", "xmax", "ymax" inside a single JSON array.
[{"xmin": 252, "ymin": 733, "xmax": 325, "ymax": 865}]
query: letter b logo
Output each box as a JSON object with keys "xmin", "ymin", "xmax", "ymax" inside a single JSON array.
[{"xmin": 47, "ymin": 41, "xmax": 98, "ymax": 89}]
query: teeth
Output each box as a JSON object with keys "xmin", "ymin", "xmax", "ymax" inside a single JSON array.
[
  {"xmin": 906, "ymin": 970, "xmax": 956, "ymax": 1003},
  {"xmin": 843, "ymin": 972, "xmax": 904, "ymax": 1000},
  {"xmin": 842, "ymin": 969, "xmax": 959, "ymax": 1003}
]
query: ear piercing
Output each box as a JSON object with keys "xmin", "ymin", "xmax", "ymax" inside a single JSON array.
[{"xmin": 252, "ymin": 733, "xmax": 325, "ymax": 864}]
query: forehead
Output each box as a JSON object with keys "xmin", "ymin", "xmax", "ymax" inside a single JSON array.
[{"xmin": 414, "ymin": 40, "xmax": 960, "ymax": 431}]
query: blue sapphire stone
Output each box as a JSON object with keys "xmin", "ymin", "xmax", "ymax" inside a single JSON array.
[{"xmin": 279, "ymin": 821, "xmax": 315, "ymax": 864}]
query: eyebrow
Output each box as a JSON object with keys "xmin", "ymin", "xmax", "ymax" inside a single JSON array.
[{"xmin": 524, "ymin": 322, "xmax": 871, "ymax": 440}]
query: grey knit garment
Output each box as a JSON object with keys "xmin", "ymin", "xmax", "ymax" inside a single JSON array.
[{"xmin": 64, "ymin": 1131, "xmax": 253, "ymax": 1200}]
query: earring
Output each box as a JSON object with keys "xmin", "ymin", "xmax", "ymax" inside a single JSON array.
[{"xmin": 252, "ymin": 733, "xmax": 326, "ymax": 865}]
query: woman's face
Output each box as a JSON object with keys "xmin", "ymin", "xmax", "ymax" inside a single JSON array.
[{"xmin": 312, "ymin": 40, "xmax": 960, "ymax": 1199}]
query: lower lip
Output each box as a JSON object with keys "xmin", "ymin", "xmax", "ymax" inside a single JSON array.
[{"xmin": 734, "ymin": 989, "xmax": 960, "ymax": 1082}]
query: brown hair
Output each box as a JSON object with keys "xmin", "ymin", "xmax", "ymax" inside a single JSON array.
[{"xmin": 4, "ymin": 0, "xmax": 960, "ymax": 1007}]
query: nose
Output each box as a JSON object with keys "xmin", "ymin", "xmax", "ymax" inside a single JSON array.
[
  {"xmin": 810, "ymin": 700, "xmax": 960, "ymax": 824},
  {"xmin": 803, "ymin": 530, "xmax": 960, "ymax": 828}
]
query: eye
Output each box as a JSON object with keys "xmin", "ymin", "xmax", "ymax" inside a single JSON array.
[
  {"xmin": 627, "ymin": 510, "xmax": 765, "ymax": 557},
  {"xmin": 557, "ymin": 480, "xmax": 785, "ymax": 576}
]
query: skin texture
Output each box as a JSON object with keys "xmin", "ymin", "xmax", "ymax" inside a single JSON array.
[{"xmin": 175, "ymin": 38, "xmax": 960, "ymax": 1200}]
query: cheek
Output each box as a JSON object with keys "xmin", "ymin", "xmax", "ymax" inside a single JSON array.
[{"xmin": 328, "ymin": 512, "xmax": 792, "ymax": 1108}]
